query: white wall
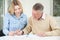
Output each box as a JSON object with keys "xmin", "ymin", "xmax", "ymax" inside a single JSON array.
[
  {"xmin": 20, "ymin": 0, "xmax": 51, "ymax": 18},
  {"xmin": 5, "ymin": 0, "xmax": 8, "ymax": 14},
  {"xmin": 5, "ymin": 0, "xmax": 51, "ymax": 18},
  {"xmin": 19, "ymin": 0, "xmax": 60, "ymax": 26}
]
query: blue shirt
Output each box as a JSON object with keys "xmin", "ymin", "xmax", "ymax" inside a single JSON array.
[{"xmin": 3, "ymin": 13, "xmax": 27, "ymax": 35}]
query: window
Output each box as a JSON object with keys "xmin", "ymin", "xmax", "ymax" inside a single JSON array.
[
  {"xmin": 0, "ymin": 0, "xmax": 4, "ymax": 30},
  {"xmin": 53, "ymin": 0, "xmax": 60, "ymax": 16}
]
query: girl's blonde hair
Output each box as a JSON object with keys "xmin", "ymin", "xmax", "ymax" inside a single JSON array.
[{"xmin": 8, "ymin": 0, "xmax": 23, "ymax": 15}]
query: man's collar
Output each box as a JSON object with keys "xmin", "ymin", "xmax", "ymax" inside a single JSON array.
[{"xmin": 41, "ymin": 13, "xmax": 45, "ymax": 20}]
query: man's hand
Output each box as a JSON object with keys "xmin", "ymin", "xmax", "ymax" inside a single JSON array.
[
  {"xmin": 8, "ymin": 31, "xmax": 15, "ymax": 36},
  {"xmin": 37, "ymin": 32, "xmax": 46, "ymax": 37}
]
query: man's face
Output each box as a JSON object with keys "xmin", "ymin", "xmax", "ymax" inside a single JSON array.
[{"xmin": 32, "ymin": 9, "xmax": 43, "ymax": 20}]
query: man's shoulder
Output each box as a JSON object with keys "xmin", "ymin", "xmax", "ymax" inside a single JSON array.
[
  {"xmin": 27, "ymin": 16, "xmax": 33, "ymax": 22},
  {"xmin": 29, "ymin": 16, "xmax": 33, "ymax": 20},
  {"xmin": 45, "ymin": 14, "xmax": 55, "ymax": 20}
]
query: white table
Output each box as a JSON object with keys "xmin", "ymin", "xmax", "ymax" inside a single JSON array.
[{"xmin": 0, "ymin": 34, "xmax": 60, "ymax": 40}]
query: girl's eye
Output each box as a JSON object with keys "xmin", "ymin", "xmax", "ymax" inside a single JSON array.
[{"xmin": 18, "ymin": 8, "xmax": 21, "ymax": 10}]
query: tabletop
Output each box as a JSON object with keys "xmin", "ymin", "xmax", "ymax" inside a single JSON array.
[{"xmin": 0, "ymin": 34, "xmax": 60, "ymax": 40}]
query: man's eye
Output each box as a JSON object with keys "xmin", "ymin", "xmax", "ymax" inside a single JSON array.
[
  {"xmin": 14, "ymin": 9, "xmax": 17, "ymax": 11},
  {"xmin": 18, "ymin": 8, "xmax": 20, "ymax": 9}
]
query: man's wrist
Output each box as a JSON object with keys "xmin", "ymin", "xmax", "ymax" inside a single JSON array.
[{"xmin": 22, "ymin": 31, "xmax": 24, "ymax": 35}]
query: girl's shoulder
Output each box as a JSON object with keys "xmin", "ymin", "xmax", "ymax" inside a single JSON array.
[
  {"xmin": 21, "ymin": 13, "xmax": 27, "ymax": 17},
  {"xmin": 5, "ymin": 13, "xmax": 11, "ymax": 17}
]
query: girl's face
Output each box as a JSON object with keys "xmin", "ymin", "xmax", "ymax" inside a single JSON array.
[{"xmin": 14, "ymin": 5, "xmax": 22, "ymax": 16}]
